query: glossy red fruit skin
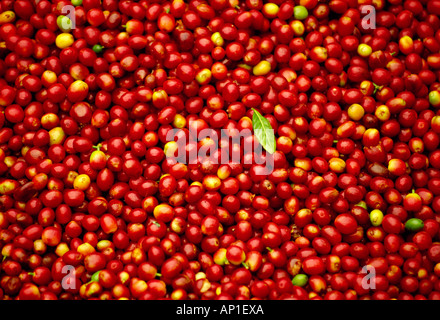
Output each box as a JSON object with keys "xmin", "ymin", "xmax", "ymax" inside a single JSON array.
[
  {"xmin": 302, "ymin": 256, "xmax": 325, "ymax": 275},
  {"xmin": 333, "ymin": 213, "xmax": 358, "ymax": 235},
  {"xmin": 3, "ymin": 0, "xmax": 440, "ymax": 303}
]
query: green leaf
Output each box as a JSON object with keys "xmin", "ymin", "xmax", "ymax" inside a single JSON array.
[
  {"xmin": 251, "ymin": 108, "xmax": 276, "ymax": 154},
  {"xmin": 91, "ymin": 271, "xmax": 101, "ymax": 282}
]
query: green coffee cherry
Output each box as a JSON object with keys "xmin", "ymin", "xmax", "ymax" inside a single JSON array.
[
  {"xmin": 405, "ymin": 218, "xmax": 424, "ymax": 232},
  {"xmin": 291, "ymin": 274, "xmax": 308, "ymax": 287},
  {"xmin": 93, "ymin": 44, "xmax": 104, "ymax": 54},
  {"xmin": 293, "ymin": 6, "xmax": 308, "ymax": 20},
  {"xmin": 57, "ymin": 15, "xmax": 73, "ymax": 32}
]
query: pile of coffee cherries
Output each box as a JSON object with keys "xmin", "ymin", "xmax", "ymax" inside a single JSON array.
[{"xmin": 1, "ymin": 0, "xmax": 440, "ymax": 300}]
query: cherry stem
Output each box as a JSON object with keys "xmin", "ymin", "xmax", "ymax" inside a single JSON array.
[
  {"xmin": 153, "ymin": 221, "xmax": 161, "ymax": 227},
  {"xmin": 372, "ymin": 83, "xmax": 383, "ymax": 94}
]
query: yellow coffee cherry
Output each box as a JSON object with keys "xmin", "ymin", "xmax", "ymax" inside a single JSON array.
[
  {"xmin": 55, "ymin": 33, "xmax": 74, "ymax": 49},
  {"xmin": 253, "ymin": 61, "xmax": 271, "ymax": 76},
  {"xmin": 73, "ymin": 174, "xmax": 91, "ymax": 190},
  {"xmin": 347, "ymin": 103, "xmax": 365, "ymax": 121}
]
